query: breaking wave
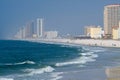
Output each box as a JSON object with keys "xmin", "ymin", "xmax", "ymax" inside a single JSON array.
[
  {"xmin": 81, "ymin": 52, "xmax": 98, "ymax": 58},
  {"xmin": 0, "ymin": 60, "xmax": 35, "ymax": 66},
  {"xmin": 55, "ymin": 51, "xmax": 98, "ymax": 67},
  {"xmin": 23, "ymin": 66, "xmax": 55, "ymax": 76},
  {"xmin": 0, "ymin": 78, "xmax": 14, "ymax": 80},
  {"xmin": 50, "ymin": 72, "xmax": 63, "ymax": 80}
]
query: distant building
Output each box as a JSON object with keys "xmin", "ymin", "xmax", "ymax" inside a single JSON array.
[
  {"xmin": 37, "ymin": 18, "xmax": 43, "ymax": 38},
  {"xmin": 25, "ymin": 21, "xmax": 34, "ymax": 38},
  {"xmin": 85, "ymin": 26, "xmax": 103, "ymax": 39},
  {"xmin": 112, "ymin": 26, "xmax": 120, "ymax": 40},
  {"xmin": 45, "ymin": 31, "xmax": 58, "ymax": 39},
  {"xmin": 14, "ymin": 21, "xmax": 34, "ymax": 39},
  {"xmin": 21, "ymin": 27, "xmax": 26, "ymax": 38},
  {"xmin": 14, "ymin": 27, "xmax": 24, "ymax": 39},
  {"xmin": 104, "ymin": 4, "xmax": 120, "ymax": 38},
  {"xmin": 32, "ymin": 34, "xmax": 37, "ymax": 38},
  {"xmin": 112, "ymin": 21, "xmax": 120, "ymax": 40}
]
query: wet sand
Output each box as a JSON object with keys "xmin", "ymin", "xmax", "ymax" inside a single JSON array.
[
  {"xmin": 59, "ymin": 68, "xmax": 107, "ymax": 80},
  {"xmin": 106, "ymin": 67, "xmax": 120, "ymax": 80}
]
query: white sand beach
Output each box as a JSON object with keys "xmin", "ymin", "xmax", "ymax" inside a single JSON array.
[{"xmin": 33, "ymin": 39, "xmax": 120, "ymax": 48}]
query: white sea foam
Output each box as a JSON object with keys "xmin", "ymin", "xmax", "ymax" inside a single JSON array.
[
  {"xmin": 51, "ymin": 76, "xmax": 63, "ymax": 80},
  {"xmin": 60, "ymin": 45, "xmax": 71, "ymax": 48},
  {"xmin": 55, "ymin": 50, "xmax": 98, "ymax": 67},
  {"xmin": 78, "ymin": 65, "xmax": 86, "ymax": 67},
  {"xmin": 81, "ymin": 52, "xmax": 98, "ymax": 58},
  {"xmin": 24, "ymin": 66, "xmax": 55, "ymax": 76},
  {"xmin": 80, "ymin": 52, "xmax": 94, "ymax": 56},
  {"xmin": 0, "ymin": 78, "xmax": 14, "ymax": 80},
  {"xmin": 55, "ymin": 55, "xmax": 96, "ymax": 67},
  {"xmin": 51, "ymin": 72, "xmax": 63, "ymax": 77},
  {"xmin": 82, "ymin": 47, "xmax": 90, "ymax": 51},
  {"xmin": 51, "ymin": 72, "xmax": 63, "ymax": 80},
  {"xmin": 15, "ymin": 60, "xmax": 35, "ymax": 65},
  {"xmin": 55, "ymin": 61, "xmax": 85, "ymax": 67},
  {"xmin": 92, "ymin": 49, "xmax": 105, "ymax": 53},
  {"xmin": 90, "ymin": 54, "xmax": 98, "ymax": 58},
  {"xmin": 3, "ymin": 60, "xmax": 35, "ymax": 66}
]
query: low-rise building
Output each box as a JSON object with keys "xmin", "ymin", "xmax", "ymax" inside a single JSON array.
[
  {"xmin": 84, "ymin": 26, "xmax": 103, "ymax": 39},
  {"xmin": 112, "ymin": 21, "xmax": 120, "ymax": 40},
  {"xmin": 112, "ymin": 26, "xmax": 120, "ymax": 40},
  {"xmin": 45, "ymin": 31, "xmax": 58, "ymax": 39}
]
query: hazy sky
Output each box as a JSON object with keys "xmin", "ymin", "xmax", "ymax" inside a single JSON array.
[{"xmin": 0, "ymin": 0, "xmax": 119, "ymax": 39}]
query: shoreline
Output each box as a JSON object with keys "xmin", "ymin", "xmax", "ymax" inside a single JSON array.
[
  {"xmin": 29, "ymin": 38, "xmax": 120, "ymax": 80},
  {"xmin": 26, "ymin": 38, "xmax": 120, "ymax": 48},
  {"xmin": 2, "ymin": 39, "xmax": 120, "ymax": 80}
]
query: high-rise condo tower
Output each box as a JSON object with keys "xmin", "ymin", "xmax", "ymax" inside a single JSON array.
[
  {"xmin": 37, "ymin": 18, "xmax": 43, "ymax": 38},
  {"xmin": 104, "ymin": 4, "xmax": 120, "ymax": 37}
]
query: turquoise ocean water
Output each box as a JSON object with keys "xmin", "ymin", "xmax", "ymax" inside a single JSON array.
[{"xmin": 0, "ymin": 40, "xmax": 120, "ymax": 80}]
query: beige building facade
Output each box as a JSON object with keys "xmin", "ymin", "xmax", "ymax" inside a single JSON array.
[
  {"xmin": 45, "ymin": 31, "xmax": 58, "ymax": 39},
  {"xmin": 112, "ymin": 21, "xmax": 120, "ymax": 39},
  {"xmin": 112, "ymin": 27, "xmax": 120, "ymax": 39},
  {"xmin": 104, "ymin": 4, "xmax": 120, "ymax": 37},
  {"xmin": 85, "ymin": 26, "xmax": 103, "ymax": 39}
]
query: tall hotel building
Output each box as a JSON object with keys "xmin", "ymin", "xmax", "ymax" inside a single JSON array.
[
  {"xmin": 37, "ymin": 18, "xmax": 43, "ymax": 38},
  {"xmin": 25, "ymin": 21, "xmax": 34, "ymax": 38},
  {"xmin": 104, "ymin": 4, "xmax": 120, "ymax": 38}
]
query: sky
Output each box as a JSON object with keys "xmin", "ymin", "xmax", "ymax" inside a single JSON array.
[{"xmin": 0, "ymin": 0, "xmax": 119, "ymax": 39}]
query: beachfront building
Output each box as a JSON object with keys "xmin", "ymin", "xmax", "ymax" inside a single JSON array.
[
  {"xmin": 37, "ymin": 18, "xmax": 43, "ymax": 38},
  {"xmin": 104, "ymin": 4, "xmax": 120, "ymax": 38},
  {"xmin": 14, "ymin": 21, "xmax": 35, "ymax": 39},
  {"xmin": 112, "ymin": 26, "xmax": 120, "ymax": 40},
  {"xmin": 84, "ymin": 26, "xmax": 103, "ymax": 39},
  {"xmin": 45, "ymin": 31, "xmax": 58, "ymax": 39},
  {"xmin": 112, "ymin": 21, "xmax": 120, "ymax": 40}
]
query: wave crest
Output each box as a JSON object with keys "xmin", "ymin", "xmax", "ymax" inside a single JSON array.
[
  {"xmin": 0, "ymin": 78, "xmax": 14, "ymax": 80},
  {"xmin": 81, "ymin": 52, "xmax": 94, "ymax": 56},
  {"xmin": 55, "ymin": 51, "xmax": 98, "ymax": 67},
  {"xmin": 1, "ymin": 60, "xmax": 35, "ymax": 66},
  {"xmin": 15, "ymin": 60, "xmax": 35, "ymax": 65},
  {"xmin": 50, "ymin": 72, "xmax": 63, "ymax": 80},
  {"xmin": 24, "ymin": 66, "xmax": 55, "ymax": 76}
]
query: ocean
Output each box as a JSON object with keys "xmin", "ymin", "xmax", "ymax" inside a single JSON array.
[{"xmin": 0, "ymin": 40, "xmax": 120, "ymax": 80}]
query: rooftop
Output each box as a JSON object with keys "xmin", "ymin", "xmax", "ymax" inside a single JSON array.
[{"xmin": 105, "ymin": 4, "xmax": 120, "ymax": 7}]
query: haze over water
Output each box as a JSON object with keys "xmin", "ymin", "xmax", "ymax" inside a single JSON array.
[{"xmin": 0, "ymin": 0, "xmax": 119, "ymax": 39}]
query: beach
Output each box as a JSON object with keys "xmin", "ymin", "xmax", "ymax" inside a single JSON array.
[
  {"xmin": 1, "ymin": 39, "xmax": 120, "ymax": 80},
  {"xmin": 28, "ymin": 38, "xmax": 120, "ymax": 80},
  {"xmin": 29, "ymin": 38, "xmax": 120, "ymax": 48}
]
